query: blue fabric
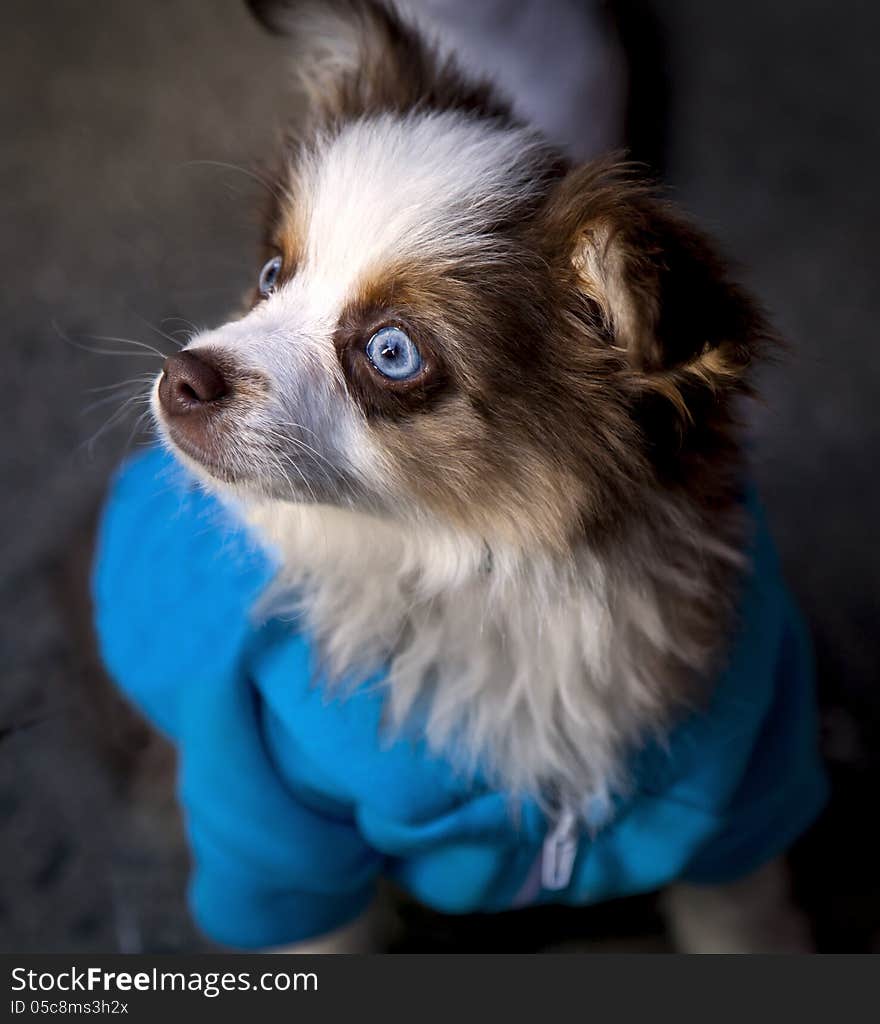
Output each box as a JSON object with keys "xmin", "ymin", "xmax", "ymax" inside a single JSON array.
[{"xmin": 93, "ymin": 448, "xmax": 828, "ymax": 948}]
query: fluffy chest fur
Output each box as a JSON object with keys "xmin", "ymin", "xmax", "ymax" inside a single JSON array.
[
  {"xmin": 245, "ymin": 497, "xmax": 741, "ymax": 815},
  {"xmin": 148, "ymin": 0, "xmax": 770, "ymax": 821}
]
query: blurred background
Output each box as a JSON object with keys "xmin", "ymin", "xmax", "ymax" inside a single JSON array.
[{"xmin": 1, "ymin": 0, "xmax": 877, "ymax": 952}]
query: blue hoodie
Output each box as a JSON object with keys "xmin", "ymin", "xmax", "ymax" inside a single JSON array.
[{"xmin": 93, "ymin": 448, "xmax": 827, "ymax": 948}]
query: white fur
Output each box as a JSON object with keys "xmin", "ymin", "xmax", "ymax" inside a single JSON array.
[
  {"xmin": 156, "ymin": 109, "xmax": 736, "ymax": 815},
  {"xmin": 148, "ymin": 8, "xmax": 804, "ymax": 954},
  {"xmin": 174, "ymin": 110, "xmax": 553, "ymax": 502},
  {"xmin": 244, "ymin": 494, "xmax": 732, "ymax": 815},
  {"xmin": 294, "ymin": 111, "xmax": 550, "ymax": 299}
]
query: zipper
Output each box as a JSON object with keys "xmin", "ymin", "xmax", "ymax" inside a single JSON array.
[{"xmin": 540, "ymin": 806, "xmax": 579, "ymax": 891}]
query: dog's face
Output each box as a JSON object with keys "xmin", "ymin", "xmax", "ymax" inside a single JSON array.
[{"xmin": 154, "ymin": 0, "xmax": 769, "ymax": 552}]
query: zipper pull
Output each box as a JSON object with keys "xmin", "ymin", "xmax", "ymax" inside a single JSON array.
[{"xmin": 540, "ymin": 806, "xmax": 579, "ymax": 891}]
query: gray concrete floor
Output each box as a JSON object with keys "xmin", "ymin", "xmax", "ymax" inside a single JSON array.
[{"xmin": 1, "ymin": 0, "xmax": 878, "ymax": 951}]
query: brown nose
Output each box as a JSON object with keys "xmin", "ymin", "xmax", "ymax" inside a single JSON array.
[{"xmin": 158, "ymin": 350, "xmax": 230, "ymax": 416}]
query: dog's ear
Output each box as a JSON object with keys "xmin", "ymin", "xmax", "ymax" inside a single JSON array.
[
  {"xmin": 244, "ymin": 0, "xmax": 509, "ymax": 126},
  {"xmin": 548, "ymin": 161, "xmax": 774, "ymax": 415}
]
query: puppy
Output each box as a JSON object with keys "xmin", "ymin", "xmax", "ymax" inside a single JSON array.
[{"xmin": 94, "ymin": 0, "xmax": 827, "ymax": 953}]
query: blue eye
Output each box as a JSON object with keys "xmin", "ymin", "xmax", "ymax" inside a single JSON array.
[
  {"xmin": 258, "ymin": 255, "xmax": 283, "ymax": 297},
  {"xmin": 365, "ymin": 326, "xmax": 422, "ymax": 381}
]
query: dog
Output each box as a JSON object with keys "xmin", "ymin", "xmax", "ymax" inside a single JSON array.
[{"xmin": 93, "ymin": 0, "xmax": 827, "ymax": 952}]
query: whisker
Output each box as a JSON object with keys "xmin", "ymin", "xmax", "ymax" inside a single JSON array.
[
  {"xmin": 85, "ymin": 374, "xmax": 156, "ymax": 395},
  {"xmin": 161, "ymin": 316, "xmax": 199, "ymax": 341},
  {"xmin": 272, "ymin": 445, "xmax": 319, "ymax": 505},
  {"xmin": 181, "ymin": 159, "xmax": 285, "ymax": 203},
  {"xmin": 82, "ymin": 395, "xmax": 144, "ymax": 456},
  {"xmin": 273, "ymin": 418, "xmax": 332, "ymax": 446},
  {"xmin": 82, "ymin": 390, "xmax": 152, "ymax": 418},
  {"xmin": 86, "ymin": 334, "xmax": 168, "ymax": 359},
  {"xmin": 79, "ymin": 349, "xmax": 160, "ymax": 359},
  {"xmin": 53, "ymin": 322, "xmax": 164, "ymax": 361},
  {"xmin": 123, "ymin": 406, "xmax": 156, "ymax": 451},
  {"xmin": 259, "ymin": 423, "xmax": 336, "ymax": 488},
  {"xmin": 126, "ymin": 308, "xmax": 188, "ymax": 350},
  {"xmin": 270, "ymin": 425, "xmax": 336, "ymax": 470}
]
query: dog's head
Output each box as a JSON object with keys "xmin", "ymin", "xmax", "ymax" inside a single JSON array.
[{"xmin": 154, "ymin": 0, "xmax": 771, "ymax": 552}]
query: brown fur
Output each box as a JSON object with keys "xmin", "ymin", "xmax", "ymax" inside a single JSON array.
[
  {"xmin": 283, "ymin": 152, "xmax": 772, "ymax": 561},
  {"xmin": 235, "ymin": 0, "xmax": 780, "ymax": 727},
  {"xmin": 247, "ymin": 0, "xmax": 514, "ymax": 128}
]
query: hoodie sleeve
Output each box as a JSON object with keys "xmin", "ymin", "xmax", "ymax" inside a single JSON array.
[
  {"xmin": 92, "ymin": 446, "xmax": 273, "ymax": 738},
  {"xmin": 93, "ymin": 448, "xmax": 382, "ymax": 947},
  {"xmin": 658, "ymin": 500, "xmax": 828, "ymax": 886},
  {"xmin": 178, "ymin": 661, "xmax": 382, "ymax": 948},
  {"xmin": 678, "ymin": 599, "xmax": 828, "ymax": 885}
]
